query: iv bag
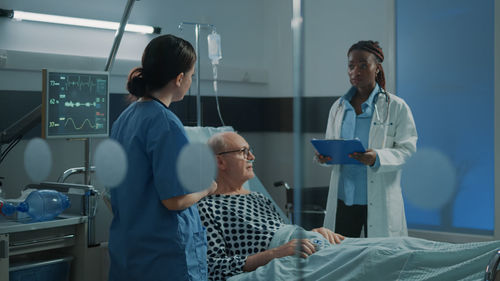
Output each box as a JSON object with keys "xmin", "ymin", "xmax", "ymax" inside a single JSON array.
[{"xmin": 207, "ymin": 31, "xmax": 222, "ymax": 64}]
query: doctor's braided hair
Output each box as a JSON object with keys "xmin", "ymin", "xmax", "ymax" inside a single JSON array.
[
  {"xmin": 348, "ymin": 40, "xmax": 385, "ymax": 89},
  {"xmin": 127, "ymin": 34, "xmax": 196, "ymax": 98}
]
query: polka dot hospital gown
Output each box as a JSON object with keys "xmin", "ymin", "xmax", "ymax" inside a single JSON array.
[{"xmin": 198, "ymin": 192, "xmax": 286, "ymax": 281}]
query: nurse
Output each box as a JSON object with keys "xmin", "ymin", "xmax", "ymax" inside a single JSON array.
[
  {"xmin": 108, "ymin": 34, "xmax": 216, "ymax": 281},
  {"xmin": 317, "ymin": 40, "xmax": 417, "ymax": 238}
]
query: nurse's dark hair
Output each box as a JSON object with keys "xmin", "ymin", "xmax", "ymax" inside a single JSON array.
[
  {"xmin": 348, "ymin": 40, "xmax": 385, "ymax": 89},
  {"xmin": 127, "ymin": 34, "xmax": 196, "ymax": 98}
]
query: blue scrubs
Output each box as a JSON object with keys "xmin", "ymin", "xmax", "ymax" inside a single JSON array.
[
  {"xmin": 109, "ymin": 100, "xmax": 207, "ymax": 281},
  {"xmin": 338, "ymin": 84, "xmax": 381, "ymax": 206}
]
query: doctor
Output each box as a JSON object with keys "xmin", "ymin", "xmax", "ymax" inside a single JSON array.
[{"xmin": 317, "ymin": 40, "xmax": 417, "ymax": 238}]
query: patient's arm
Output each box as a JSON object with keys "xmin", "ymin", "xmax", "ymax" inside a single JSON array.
[
  {"xmin": 162, "ymin": 181, "xmax": 217, "ymax": 210},
  {"xmin": 311, "ymin": 227, "xmax": 344, "ymax": 244},
  {"xmin": 243, "ymin": 239, "xmax": 316, "ymax": 272}
]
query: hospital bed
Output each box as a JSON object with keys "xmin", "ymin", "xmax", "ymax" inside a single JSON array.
[{"xmin": 184, "ymin": 126, "xmax": 500, "ymax": 281}]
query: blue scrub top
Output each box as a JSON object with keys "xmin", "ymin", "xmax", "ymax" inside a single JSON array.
[
  {"xmin": 338, "ymin": 85, "xmax": 381, "ymax": 206},
  {"xmin": 109, "ymin": 100, "xmax": 207, "ymax": 281}
]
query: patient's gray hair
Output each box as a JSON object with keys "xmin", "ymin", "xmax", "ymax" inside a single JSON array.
[{"xmin": 207, "ymin": 132, "xmax": 229, "ymax": 154}]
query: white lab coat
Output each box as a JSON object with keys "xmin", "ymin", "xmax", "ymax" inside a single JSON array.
[{"xmin": 323, "ymin": 90, "xmax": 417, "ymax": 237}]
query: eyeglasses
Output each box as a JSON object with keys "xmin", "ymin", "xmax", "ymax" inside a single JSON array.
[{"xmin": 217, "ymin": 147, "xmax": 253, "ymax": 159}]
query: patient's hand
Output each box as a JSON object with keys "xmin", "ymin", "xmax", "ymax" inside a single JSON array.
[
  {"xmin": 311, "ymin": 227, "xmax": 345, "ymax": 244},
  {"xmin": 244, "ymin": 238, "xmax": 315, "ymax": 272},
  {"xmin": 274, "ymin": 239, "xmax": 316, "ymax": 259}
]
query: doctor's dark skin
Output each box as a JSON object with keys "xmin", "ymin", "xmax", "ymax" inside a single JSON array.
[{"xmin": 317, "ymin": 49, "xmax": 380, "ymax": 166}]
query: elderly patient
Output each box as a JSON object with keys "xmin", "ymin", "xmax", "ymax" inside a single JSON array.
[{"xmin": 198, "ymin": 132, "xmax": 344, "ymax": 280}]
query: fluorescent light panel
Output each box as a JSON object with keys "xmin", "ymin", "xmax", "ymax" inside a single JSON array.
[{"xmin": 13, "ymin": 10, "xmax": 156, "ymax": 34}]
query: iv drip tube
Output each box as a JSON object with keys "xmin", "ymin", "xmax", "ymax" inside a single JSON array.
[{"xmin": 212, "ymin": 64, "xmax": 226, "ymax": 126}]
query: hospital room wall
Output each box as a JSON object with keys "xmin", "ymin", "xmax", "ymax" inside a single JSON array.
[
  {"xmin": 0, "ymin": 0, "xmax": 395, "ymax": 209},
  {"xmin": 0, "ymin": 0, "xmax": 395, "ymax": 97},
  {"xmin": 0, "ymin": 0, "xmax": 273, "ymax": 198},
  {"xmin": 0, "ymin": 0, "xmax": 272, "ymax": 70}
]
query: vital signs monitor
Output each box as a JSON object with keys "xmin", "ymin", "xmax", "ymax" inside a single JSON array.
[{"xmin": 41, "ymin": 69, "xmax": 109, "ymax": 139}]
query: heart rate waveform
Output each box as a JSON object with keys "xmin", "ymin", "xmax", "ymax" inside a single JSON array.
[{"xmin": 64, "ymin": 75, "xmax": 107, "ymax": 96}]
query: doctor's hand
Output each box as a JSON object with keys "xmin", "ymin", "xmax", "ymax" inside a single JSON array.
[
  {"xmin": 315, "ymin": 152, "xmax": 332, "ymax": 164},
  {"xmin": 311, "ymin": 227, "xmax": 345, "ymax": 244},
  {"xmin": 349, "ymin": 149, "xmax": 377, "ymax": 166}
]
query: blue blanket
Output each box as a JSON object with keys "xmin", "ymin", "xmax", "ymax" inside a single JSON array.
[{"xmin": 227, "ymin": 225, "xmax": 500, "ymax": 281}]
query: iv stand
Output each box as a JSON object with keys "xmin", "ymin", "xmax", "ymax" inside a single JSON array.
[
  {"xmin": 291, "ymin": 0, "xmax": 305, "ymax": 279},
  {"xmin": 178, "ymin": 22, "xmax": 216, "ymax": 126}
]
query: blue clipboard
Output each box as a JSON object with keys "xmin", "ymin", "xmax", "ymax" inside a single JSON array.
[{"xmin": 311, "ymin": 139, "xmax": 366, "ymax": 165}]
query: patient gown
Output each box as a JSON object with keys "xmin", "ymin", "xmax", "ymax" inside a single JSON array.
[{"xmin": 198, "ymin": 192, "xmax": 286, "ymax": 281}]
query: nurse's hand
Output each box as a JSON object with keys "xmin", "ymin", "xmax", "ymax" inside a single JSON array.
[
  {"xmin": 315, "ymin": 152, "xmax": 332, "ymax": 164},
  {"xmin": 349, "ymin": 149, "xmax": 377, "ymax": 166},
  {"xmin": 311, "ymin": 227, "xmax": 345, "ymax": 244},
  {"xmin": 162, "ymin": 181, "xmax": 217, "ymax": 210},
  {"xmin": 206, "ymin": 181, "xmax": 218, "ymax": 196}
]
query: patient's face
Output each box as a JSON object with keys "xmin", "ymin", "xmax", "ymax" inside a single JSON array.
[{"xmin": 222, "ymin": 133, "xmax": 255, "ymax": 182}]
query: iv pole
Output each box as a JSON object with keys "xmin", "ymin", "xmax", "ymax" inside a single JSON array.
[
  {"xmin": 178, "ymin": 22, "xmax": 216, "ymax": 126},
  {"xmin": 292, "ymin": 0, "xmax": 305, "ymax": 279}
]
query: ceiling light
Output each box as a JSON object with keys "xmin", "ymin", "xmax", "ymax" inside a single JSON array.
[{"xmin": 0, "ymin": 9, "xmax": 161, "ymax": 34}]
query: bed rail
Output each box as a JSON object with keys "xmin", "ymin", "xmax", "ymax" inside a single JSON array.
[{"xmin": 485, "ymin": 249, "xmax": 500, "ymax": 281}]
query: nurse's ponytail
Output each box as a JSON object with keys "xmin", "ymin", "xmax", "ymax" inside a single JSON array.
[
  {"xmin": 348, "ymin": 40, "xmax": 386, "ymax": 89},
  {"xmin": 127, "ymin": 67, "xmax": 146, "ymax": 98},
  {"xmin": 127, "ymin": 34, "xmax": 196, "ymax": 99}
]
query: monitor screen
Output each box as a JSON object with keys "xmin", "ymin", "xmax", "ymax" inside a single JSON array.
[{"xmin": 42, "ymin": 69, "xmax": 109, "ymax": 139}]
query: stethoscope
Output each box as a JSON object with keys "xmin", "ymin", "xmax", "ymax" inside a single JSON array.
[
  {"xmin": 332, "ymin": 87, "xmax": 392, "ymax": 148},
  {"xmin": 333, "ymin": 87, "xmax": 391, "ymax": 126},
  {"xmin": 373, "ymin": 88, "xmax": 391, "ymax": 126}
]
